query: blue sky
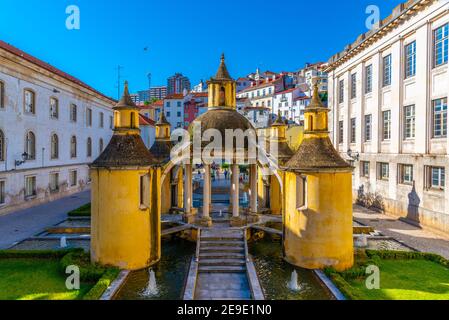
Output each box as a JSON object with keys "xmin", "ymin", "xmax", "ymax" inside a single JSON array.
[{"xmin": 0, "ymin": 0, "xmax": 399, "ymax": 99}]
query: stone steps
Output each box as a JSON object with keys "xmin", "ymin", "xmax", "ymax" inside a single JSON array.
[
  {"xmin": 201, "ymin": 241, "xmax": 244, "ymax": 247},
  {"xmin": 199, "ymin": 258, "xmax": 246, "ymax": 266},
  {"xmin": 198, "ymin": 265, "xmax": 246, "ymax": 273},
  {"xmin": 199, "ymin": 252, "xmax": 246, "ymax": 259}
]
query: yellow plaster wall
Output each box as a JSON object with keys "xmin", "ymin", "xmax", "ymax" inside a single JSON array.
[
  {"xmin": 286, "ymin": 126, "xmax": 304, "ymax": 152},
  {"xmin": 161, "ymin": 171, "xmax": 171, "ymax": 214},
  {"xmin": 283, "ymin": 171, "xmax": 354, "ymax": 271},
  {"xmin": 91, "ymin": 168, "xmax": 160, "ymax": 270},
  {"xmin": 270, "ymin": 173, "xmax": 282, "ymax": 215}
]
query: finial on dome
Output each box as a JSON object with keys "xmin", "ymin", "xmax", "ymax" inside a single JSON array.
[
  {"xmin": 115, "ymin": 80, "xmax": 137, "ymax": 109},
  {"xmin": 307, "ymin": 81, "xmax": 326, "ymax": 110}
]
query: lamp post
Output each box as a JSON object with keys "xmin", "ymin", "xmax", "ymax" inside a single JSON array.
[
  {"xmin": 15, "ymin": 152, "xmax": 29, "ymax": 167},
  {"xmin": 347, "ymin": 149, "xmax": 360, "ymax": 162}
]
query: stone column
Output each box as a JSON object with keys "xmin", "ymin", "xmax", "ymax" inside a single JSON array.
[
  {"xmin": 183, "ymin": 164, "xmax": 195, "ymax": 224},
  {"xmin": 201, "ymin": 164, "xmax": 212, "ymax": 227},
  {"xmin": 249, "ymin": 164, "xmax": 259, "ymax": 223},
  {"xmin": 230, "ymin": 163, "xmax": 243, "ymax": 226}
]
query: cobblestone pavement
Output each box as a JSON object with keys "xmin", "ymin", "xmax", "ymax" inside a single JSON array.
[
  {"xmin": 353, "ymin": 205, "xmax": 449, "ymax": 259},
  {"xmin": 0, "ymin": 190, "xmax": 90, "ymax": 249}
]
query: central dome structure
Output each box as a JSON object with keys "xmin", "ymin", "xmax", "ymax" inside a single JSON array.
[{"xmin": 188, "ymin": 54, "xmax": 255, "ymax": 149}]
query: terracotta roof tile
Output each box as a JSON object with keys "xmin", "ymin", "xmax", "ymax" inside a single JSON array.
[{"xmin": 0, "ymin": 40, "xmax": 115, "ymax": 103}]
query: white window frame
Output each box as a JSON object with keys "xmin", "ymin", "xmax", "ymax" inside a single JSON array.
[{"xmin": 296, "ymin": 174, "xmax": 307, "ymax": 210}]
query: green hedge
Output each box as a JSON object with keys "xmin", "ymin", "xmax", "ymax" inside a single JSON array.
[
  {"xmin": 365, "ymin": 250, "xmax": 449, "ymax": 267},
  {"xmin": 83, "ymin": 268, "xmax": 120, "ymax": 300},
  {"xmin": 68, "ymin": 203, "xmax": 91, "ymax": 217},
  {"xmin": 0, "ymin": 248, "xmax": 82, "ymax": 259},
  {"xmin": 60, "ymin": 251, "xmax": 109, "ymax": 282}
]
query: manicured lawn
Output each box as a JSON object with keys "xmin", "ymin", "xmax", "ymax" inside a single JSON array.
[
  {"xmin": 346, "ymin": 259, "xmax": 449, "ymax": 300},
  {"xmin": 326, "ymin": 250, "xmax": 449, "ymax": 300},
  {"xmin": 0, "ymin": 258, "xmax": 93, "ymax": 300}
]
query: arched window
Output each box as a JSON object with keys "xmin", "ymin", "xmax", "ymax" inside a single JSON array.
[
  {"xmin": 309, "ymin": 115, "xmax": 313, "ymax": 131},
  {"xmin": 50, "ymin": 134, "xmax": 59, "ymax": 159},
  {"xmin": 50, "ymin": 98, "xmax": 59, "ymax": 119},
  {"xmin": 0, "ymin": 129, "xmax": 4, "ymax": 161},
  {"xmin": 99, "ymin": 138, "xmax": 104, "ymax": 154},
  {"xmin": 70, "ymin": 136, "xmax": 77, "ymax": 158},
  {"xmin": 219, "ymin": 86, "xmax": 226, "ymax": 106},
  {"xmin": 25, "ymin": 131, "xmax": 36, "ymax": 160},
  {"xmin": 86, "ymin": 137, "xmax": 92, "ymax": 157},
  {"xmin": 0, "ymin": 81, "xmax": 5, "ymax": 109},
  {"xmin": 24, "ymin": 89, "xmax": 35, "ymax": 114},
  {"xmin": 130, "ymin": 112, "xmax": 136, "ymax": 128}
]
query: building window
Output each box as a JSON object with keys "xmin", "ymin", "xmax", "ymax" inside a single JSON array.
[
  {"xmin": 24, "ymin": 89, "xmax": 35, "ymax": 114},
  {"xmin": 49, "ymin": 172, "xmax": 59, "ymax": 192},
  {"xmin": 99, "ymin": 138, "xmax": 104, "ymax": 154},
  {"xmin": 99, "ymin": 112, "xmax": 104, "ymax": 128},
  {"xmin": 350, "ymin": 118, "xmax": 356, "ymax": 143},
  {"xmin": 338, "ymin": 80, "xmax": 344, "ymax": 103},
  {"xmin": 25, "ymin": 131, "xmax": 36, "ymax": 160},
  {"xmin": 434, "ymin": 23, "xmax": 448, "ymax": 67},
  {"xmin": 404, "ymin": 41, "xmax": 416, "ymax": 78},
  {"xmin": 0, "ymin": 81, "xmax": 4, "ymax": 109},
  {"xmin": 399, "ymin": 164, "xmax": 413, "ymax": 185},
  {"xmin": 377, "ymin": 162, "xmax": 389, "ymax": 181},
  {"xmin": 86, "ymin": 108, "xmax": 92, "ymax": 127},
  {"xmin": 361, "ymin": 161, "xmax": 370, "ymax": 178},
  {"xmin": 50, "ymin": 98, "xmax": 59, "ymax": 119},
  {"xmin": 0, "ymin": 180, "xmax": 5, "ymax": 204},
  {"xmin": 382, "ymin": 110, "xmax": 391, "ymax": 140},
  {"xmin": 404, "ymin": 105, "xmax": 416, "ymax": 139},
  {"xmin": 383, "ymin": 54, "xmax": 392, "ymax": 87},
  {"xmin": 426, "ymin": 166, "xmax": 445, "ymax": 190},
  {"xmin": 51, "ymin": 134, "xmax": 59, "ymax": 159},
  {"xmin": 338, "ymin": 121, "xmax": 344, "ymax": 144},
  {"xmin": 296, "ymin": 175, "xmax": 307, "ymax": 209},
  {"xmin": 365, "ymin": 65, "xmax": 373, "ymax": 94},
  {"xmin": 70, "ymin": 104, "xmax": 77, "ymax": 122},
  {"xmin": 110, "ymin": 115, "xmax": 113, "ymax": 129},
  {"xmin": 0, "ymin": 129, "xmax": 4, "ymax": 161},
  {"xmin": 177, "ymin": 101, "xmax": 181, "ymax": 107},
  {"xmin": 25, "ymin": 176, "xmax": 36, "ymax": 198},
  {"xmin": 87, "ymin": 137, "xmax": 92, "ymax": 157},
  {"xmin": 140, "ymin": 174, "xmax": 150, "ymax": 207},
  {"xmin": 351, "ymin": 73, "xmax": 357, "ymax": 99},
  {"xmin": 166, "ymin": 111, "xmax": 170, "ymax": 117},
  {"xmin": 70, "ymin": 136, "xmax": 77, "ymax": 158},
  {"xmin": 364, "ymin": 114, "xmax": 372, "ymax": 142},
  {"xmin": 432, "ymin": 98, "xmax": 447, "ymax": 138},
  {"xmin": 69, "ymin": 170, "xmax": 77, "ymax": 187}
]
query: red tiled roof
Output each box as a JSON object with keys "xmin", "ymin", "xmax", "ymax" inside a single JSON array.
[
  {"xmin": 239, "ymin": 77, "xmax": 283, "ymax": 93},
  {"xmin": 275, "ymin": 87, "xmax": 298, "ymax": 95},
  {"xmin": 164, "ymin": 93, "xmax": 185, "ymax": 99},
  {"xmin": 0, "ymin": 40, "xmax": 115, "ymax": 104},
  {"xmin": 139, "ymin": 114, "xmax": 155, "ymax": 126},
  {"xmin": 192, "ymin": 92, "xmax": 208, "ymax": 98}
]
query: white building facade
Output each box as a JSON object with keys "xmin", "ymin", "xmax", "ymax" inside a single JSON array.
[
  {"xmin": 326, "ymin": 0, "xmax": 449, "ymax": 234},
  {"xmin": 272, "ymin": 88, "xmax": 309, "ymax": 125},
  {"xmin": 0, "ymin": 41, "xmax": 115, "ymax": 215}
]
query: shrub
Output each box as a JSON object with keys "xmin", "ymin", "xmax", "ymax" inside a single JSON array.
[
  {"xmin": 68, "ymin": 203, "xmax": 91, "ymax": 217},
  {"xmin": 60, "ymin": 251, "xmax": 106, "ymax": 282},
  {"xmin": 83, "ymin": 268, "xmax": 120, "ymax": 300},
  {"xmin": 0, "ymin": 248, "xmax": 81, "ymax": 259}
]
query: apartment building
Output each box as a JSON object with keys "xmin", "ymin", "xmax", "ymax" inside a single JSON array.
[
  {"xmin": 0, "ymin": 40, "xmax": 115, "ymax": 214},
  {"xmin": 326, "ymin": 0, "xmax": 449, "ymax": 234}
]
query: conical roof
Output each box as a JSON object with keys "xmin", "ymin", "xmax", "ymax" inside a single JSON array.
[
  {"xmin": 272, "ymin": 110, "xmax": 286, "ymax": 127},
  {"xmin": 214, "ymin": 53, "xmax": 232, "ymax": 80},
  {"xmin": 114, "ymin": 81, "xmax": 138, "ymax": 109},
  {"xmin": 91, "ymin": 82, "xmax": 156, "ymax": 168},
  {"xmin": 306, "ymin": 82, "xmax": 327, "ymax": 111},
  {"xmin": 156, "ymin": 110, "xmax": 170, "ymax": 126}
]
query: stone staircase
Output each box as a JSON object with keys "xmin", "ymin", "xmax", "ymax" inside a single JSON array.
[
  {"xmin": 198, "ymin": 230, "xmax": 246, "ymax": 273},
  {"xmin": 194, "ymin": 229, "xmax": 252, "ymax": 300}
]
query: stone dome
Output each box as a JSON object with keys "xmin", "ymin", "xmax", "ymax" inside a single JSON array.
[{"xmin": 189, "ymin": 107, "xmax": 255, "ymax": 137}]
